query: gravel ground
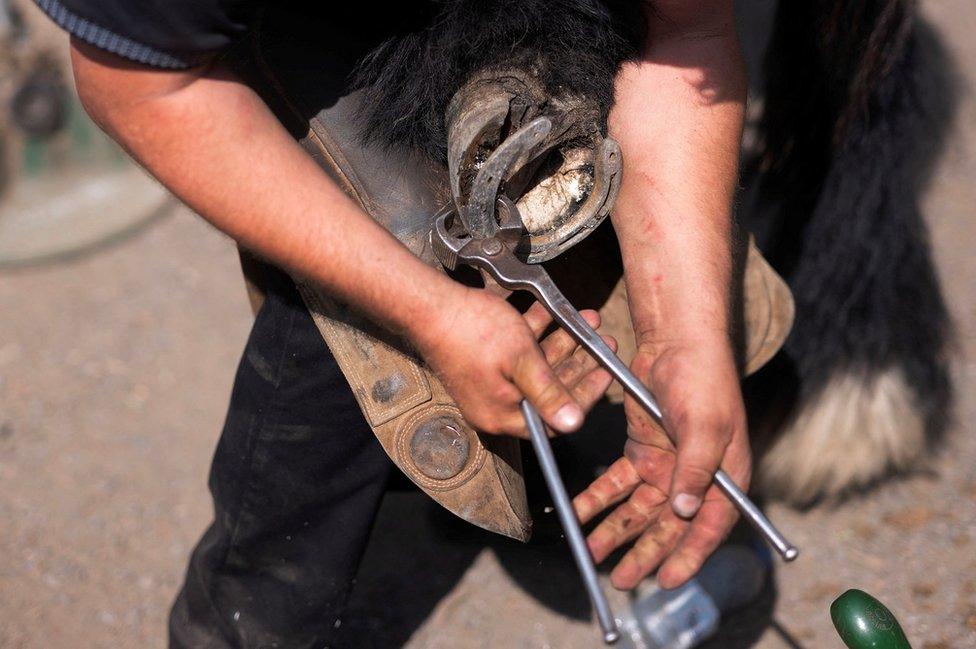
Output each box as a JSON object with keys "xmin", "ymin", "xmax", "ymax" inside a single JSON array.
[{"xmin": 1, "ymin": 2, "xmax": 974, "ymax": 648}]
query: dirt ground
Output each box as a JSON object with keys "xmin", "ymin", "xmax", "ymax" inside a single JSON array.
[{"xmin": 1, "ymin": 2, "xmax": 975, "ymax": 648}]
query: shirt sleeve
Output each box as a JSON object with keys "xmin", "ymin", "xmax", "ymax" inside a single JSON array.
[{"xmin": 32, "ymin": 0, "xmax": 259, "ymax": 69}]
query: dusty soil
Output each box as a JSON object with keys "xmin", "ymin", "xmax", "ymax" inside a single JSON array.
[{"xmin": 1, "ymin": 1, "xmax": 974, "ymax": 648}]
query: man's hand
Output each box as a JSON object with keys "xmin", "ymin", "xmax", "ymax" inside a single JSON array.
[
  {"xmin": 574, "ymin": 341, "xmax": 750, "ymax": 589},
  {"xmin": 576, "ymin": 0, "xmax": 750, "ymax": 588},
  {"xmin": 411, "ymin": 297, "xmax": 616, "ymax": 438}
]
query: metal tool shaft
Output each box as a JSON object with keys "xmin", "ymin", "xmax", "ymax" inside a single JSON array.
[{"xmin": 522, "ymin": 400, "xmax": 620, "ymax": 645}]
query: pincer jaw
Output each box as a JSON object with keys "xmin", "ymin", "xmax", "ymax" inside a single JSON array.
[
  {"xmin": 431, "ymin": 195, "xmax": 529, "ymax": 274},
  {"xmin": 430, "ymin": 210, "xmax": 466, "ymax": 271}
]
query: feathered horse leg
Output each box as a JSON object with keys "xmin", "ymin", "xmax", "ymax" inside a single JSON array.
[{"xmin": 746, "ymin": 0, "xmax": 955, "ymax": 504}]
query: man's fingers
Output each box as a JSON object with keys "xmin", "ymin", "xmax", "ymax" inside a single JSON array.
[
  {"xmin": 538, "ymin": 309, "xmax": 600, "ymax": 365},
  {"xmin": 521, "ymin": 301, "xmax": 554, "ymax": 338},
  {"xmin": 487, "ymin": 307, "xmax": 604, "ymax": 437},
  {"xmin": 585, "ymin": 483, "xmax": 667, "ymax": 562},
  {"xmin": 460, "ymin": 378, "xmax": 529, "ymax": 437},
  {"xmin": 555, "ymin": 335, "xmax": 616, "ymax": 411},
  {"xmin": 572, "ymin": 367, "xmax": 614, "ymax": 414},
  {"xmin": 554, "ymin": 334, "xmax": 614, "ymax": 384},
  {"xmin": 573, "ymin": 457, "xmax": 641, "ymax": 524},
  {"xmin": 492, "ymin": 408, "xmax": 532, "ymax": 439},
  {"xmin": 656, "ymin": 495, "xmax": 737, "ymax": 589},
  {"xmin": 609, "ymin": 511, "xmax": 686, "ymax": 591},
  {"xmin": 667, "ymin": 417, "xmax": 731, "ymax": 519},
  {"xmin": 523, "ymin": 303, "xmax": 599, "ymax": 342},
  {"xmin": 512, "ymin": 347, "xmax": 582, "ymax": 434}
]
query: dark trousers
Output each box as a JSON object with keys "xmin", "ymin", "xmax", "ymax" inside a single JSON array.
[{"xmin": 169, "ymin": 266, "xmax": 392, "ymax": 649}]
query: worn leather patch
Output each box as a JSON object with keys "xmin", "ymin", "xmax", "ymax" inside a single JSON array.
[
  {"xmin": 298, "ymin": 285, "xmax": 432, "ymax": 427},
  {"xmin": 393, "ymin": 404, "xmax": 486, "ymax": 491}
]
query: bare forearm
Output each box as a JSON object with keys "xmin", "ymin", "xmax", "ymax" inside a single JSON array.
[
  {"xmin": 610, "ymin": 2, "xmax": 746, "ymax": 347},
  {"xmin": 70, "ymin": 40, "xmax": 461, "ymax": 338}
]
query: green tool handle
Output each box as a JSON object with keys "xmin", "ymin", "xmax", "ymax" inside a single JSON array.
[{"xmin": 831, "ymin": 589, "xmax": 913, "ymax": 649}]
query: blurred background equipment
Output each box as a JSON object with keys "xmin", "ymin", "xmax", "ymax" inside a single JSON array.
[{"xmin": 0, "ymin": 0, "xmax": 170, "ymax": 267}]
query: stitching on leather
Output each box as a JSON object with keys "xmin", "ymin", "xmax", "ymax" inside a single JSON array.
[{"xmin": 393, "ymin": 404, "xmax": 487, "ymax": 491}]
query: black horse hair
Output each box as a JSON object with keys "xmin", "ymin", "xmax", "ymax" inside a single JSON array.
[
  {"xmin": 746, "ymin": 0, "xmax": 954, "ymax": 456},
  {"xmin": 350, "ymin": 0, "xmax": 646, "ymax": 161}
]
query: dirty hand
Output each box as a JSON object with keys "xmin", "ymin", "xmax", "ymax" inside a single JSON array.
[
  {"xmin": 578, "ymin": 0, "xmax": 751, "ymax": 590},
  {"xmin": 410, "ymin": 291, "xmax": 616, "ymax": 438},
  {"xmin": 573, "ymin": 335, "xmax": 751, "ymax": 590}
]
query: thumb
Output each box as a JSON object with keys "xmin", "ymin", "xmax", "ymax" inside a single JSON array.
[
  {"xmin": 668, "ymin": 418, "xmax": 729, "ymax": 518},
  {"xmin": 512, "ymin": 345, "xmax": 583, "ymax": 434}
]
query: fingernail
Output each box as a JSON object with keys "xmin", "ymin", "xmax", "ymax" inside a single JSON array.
[
  {"xmin": 672, "ymin": 493, "xmax": 701, "ymax": 518},
  {"xmin": 554, "ymin": 404, "xmax": 582, "ymax": 430}
]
